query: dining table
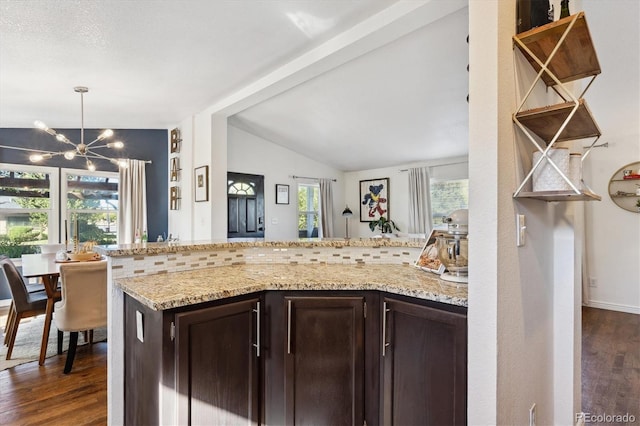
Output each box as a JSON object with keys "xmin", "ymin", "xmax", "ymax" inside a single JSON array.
[{"xmin": 21, "ymin": 253, "xmax": 63, "ymax": 366}]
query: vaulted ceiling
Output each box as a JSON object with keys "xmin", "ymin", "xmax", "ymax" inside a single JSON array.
[{"xmin": 0, "ymin": 1, "xmax": 469, "ymax": 171}]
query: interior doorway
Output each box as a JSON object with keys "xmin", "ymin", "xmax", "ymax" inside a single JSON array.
[{"xmin": 227, "ymin": 172, "xmax": 264, "ymax": 239}]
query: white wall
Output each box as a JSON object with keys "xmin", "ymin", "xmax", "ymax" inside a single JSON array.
[
  {"xmin": 228, "ymin": 125, "xmax": 344, "ymax": 240},
  {"xmin": 469, "ymin": 1, "xmax": 580, "ymax": 424},
  {"xmin": 582, "ymin": 0, "xmax": 640, "ymax": 314},
  {"xmin": 343, "ymin": 157, "xmax": 468, "ymax": 238}
]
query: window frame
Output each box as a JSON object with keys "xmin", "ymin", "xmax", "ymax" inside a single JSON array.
[
  {"xmin": 60, "ymin": 167, "xmax": 119, "ymax": 245},
  {"xmin": 0, "ymin": 162, "xmax": 60, "ymax": 244},
  {"xmin": 297, "ymin": 183, "xmax": 320, "ymax": 238},
  {"xmin": 429, "ymin": 177, "xmax": 469, "ymax": 230}
]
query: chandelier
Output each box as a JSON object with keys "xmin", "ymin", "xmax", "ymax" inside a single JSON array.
[{"xmin": 30, "ymin": 86, "xmax": 128, "ymax": 171}]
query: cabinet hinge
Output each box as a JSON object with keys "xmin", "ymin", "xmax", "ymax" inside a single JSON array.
[
  {"xmin": 170, "ymin": 321, "xmax": 175, "ymax": 342},
  {"xmin": 363, "ymin": 301, "xmax": 367, "ymax": 318}
]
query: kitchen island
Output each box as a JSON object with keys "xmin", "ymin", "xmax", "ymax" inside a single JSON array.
[{"xmin": 99, "ymin": 239, "xmax": 468, "ymax": 425}]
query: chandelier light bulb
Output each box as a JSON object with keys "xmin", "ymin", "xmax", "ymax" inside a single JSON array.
[
  {"xmin": 34, "ymin": 120, "xmax": 47, "ymax": 130},
  {"xmin": 64, "ymin": 150, "xmax": 76, "ymax": 160},
  {"xmin": 108, "ymin": 141, "xmax": 124, "ymax": 149},
  {"xmin": 99, "ymin": 129, "xmax": 114, "ymax": 140},
  {"xmin": 56, "ymin": 134, "xmax": 66, "ymax": 142},
  {"xmin": 86, "ymin": 160, "xmax": 96, "ymax": 172},
  {"xmin": 110, "ymin": 158, "xmax": 128, "ymax": 168},
  {"xmin": 29, "ymin": 153, "xmax": 52, "ymax": 163}
]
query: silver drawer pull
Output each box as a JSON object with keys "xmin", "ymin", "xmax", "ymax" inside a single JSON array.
[
  {"xmin": 382, "ymin": 301, "xmax": 390, "ymax": 357},
  {"xmin": 287, "ymin": 299, "xmax": 292, "ymax": 354},
  {"xmin": 252, "ymin": 301, "xmax": 260, "ymax": 357}
]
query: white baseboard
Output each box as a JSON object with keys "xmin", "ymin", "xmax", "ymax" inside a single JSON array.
[{"xmin": 583, "ymin": 300, "xmax": 640, "ymax": 315}]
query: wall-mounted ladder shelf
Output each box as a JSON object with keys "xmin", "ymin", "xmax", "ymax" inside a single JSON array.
[{"xmin": 512, "ymin": 12, "xmax": 602, "ymax": 202}]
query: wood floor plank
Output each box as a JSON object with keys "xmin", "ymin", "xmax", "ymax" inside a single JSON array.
[
  {"xmin": 0, "ymin": 341, "xmax": 107, "ymax": 426},
  {"xmin": 582, "ymin": 306, "xmax": 640, "ymax": 424}
]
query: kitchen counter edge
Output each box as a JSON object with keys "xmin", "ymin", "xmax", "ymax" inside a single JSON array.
[{"xmin": 95, "ymin": 238, "xmax": 424, "ymax": 257}]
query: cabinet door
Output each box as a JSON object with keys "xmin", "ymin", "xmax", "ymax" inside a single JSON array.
[
  {"xmin": 175, "ymin": 297, "xmax": 261, "ymax": 425},
  {"xmin": 381, "ymin": 297, "xmax": 467, "ymax": 426},
  {"xmin": 284, "ymin": 296, "xmax": 365, "ymax": 425}
]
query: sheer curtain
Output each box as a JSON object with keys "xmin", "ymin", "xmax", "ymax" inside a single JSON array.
[
  {"xmin": 319, "ymin": 179, "xmax": 334, "ymax": 238},
  {"xmin": 118, "ymin": 160, "xmax": 147, "ymax": 244},
  {"xmin": 407, "ymin": 167, "xmax": 432, "ymax": 236}
]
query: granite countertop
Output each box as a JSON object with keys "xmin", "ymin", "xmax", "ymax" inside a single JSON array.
[
  {"xmin": 95, "ymin": 237, "xmax": 424, "ymax": 257},
  {"xmin": 115, "ymin": 263, "xmax": 468, "ymax": 311}
]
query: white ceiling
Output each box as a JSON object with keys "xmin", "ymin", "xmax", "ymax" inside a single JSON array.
[{"xmin": 0, "ymin": 1, "xmax": 469, "ymax": 171}]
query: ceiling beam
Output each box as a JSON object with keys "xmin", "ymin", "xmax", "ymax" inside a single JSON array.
[{"xmin": 207, "ymin": 0, "xmax": 467, "ymax": 117}]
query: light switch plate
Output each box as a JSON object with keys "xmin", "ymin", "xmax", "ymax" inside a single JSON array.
[
  {"xmin": 136, "ymin": 310, "xmax": 144, "ymax": 343},
  {"xmin": 516, "ymin": 214, "xmax": 526, "ymax": 247}
]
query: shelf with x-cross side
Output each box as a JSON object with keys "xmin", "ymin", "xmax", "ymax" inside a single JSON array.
[{"xmin": 512, "ymin": 12, "xmax": 602, "ymax": 202}]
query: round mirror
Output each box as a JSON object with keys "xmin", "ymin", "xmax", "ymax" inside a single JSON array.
[{"xmin": 608, "ymin": 161, "xmax": 640, "ymax": 213}]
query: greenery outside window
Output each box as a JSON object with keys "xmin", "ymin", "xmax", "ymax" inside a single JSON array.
[
  {"xmin": 430, "ymin": 178, "xmax": 469, "ymax": 229},
  {"xmin": 298, "ymin": 183, "xmax": 319, "ymax": 238},
  {"xmin": 61, "ymin": 169, "xmax": 119, "ymax": 246},
  {"xmin": 0, "ymin": 164, "xmax": 59, "ymax": 257}
]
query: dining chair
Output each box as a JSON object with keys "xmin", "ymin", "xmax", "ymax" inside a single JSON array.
[
  {"xmin": 1, "ymin": 254, "xmax": 53, "ymax": 346},
  {"xmin": 1, "ymin": 257, "xmax": 49, "ymax": 360},
  {"xmin": 54, "ymin": 261, "xmax": 107, "ymax": 374}
]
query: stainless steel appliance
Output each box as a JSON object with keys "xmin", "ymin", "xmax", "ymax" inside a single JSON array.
[{"xmin": 436, "ymin": 209, "xmax": 468, "ymax": 284}]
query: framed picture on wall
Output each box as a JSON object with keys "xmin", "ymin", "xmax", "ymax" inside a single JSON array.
[
  {"xmin": 194, "ymin": 166, "xmax": 209, "ymax": 202},
  {"xmin": 359, "ymin": 177, "xmax": 389, "ymax": 222},
  {"xmin": 275, "ymin": 184, "xmax": 289, "ymax": 204}
]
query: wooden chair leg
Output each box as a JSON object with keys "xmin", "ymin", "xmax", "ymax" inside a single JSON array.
[
  {"xmin": 63, "ymin": 331, "xmax": 78, "ymax": 374},
  {"xmin": 82, "ymin": 330, "xmax": 88, "ymax": 343},
  {"xmin": 57, "ymin": 329, "xmax": 64, "ymax": 355},
  {"xmin": 89, "ymin": 329, "xmax": 94, "ymax": 344},
  {"xmin": 4, "ymin": 304, "xmax": 16, "ymax": 345},
  {"xmin": 6, "ymin": 314, "xmax": 22, "ymax": 360}
]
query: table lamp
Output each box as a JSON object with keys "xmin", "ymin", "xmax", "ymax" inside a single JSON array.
[{"xmin": 342, "ymin": 205, "xmax": 353, "ymax": 239}]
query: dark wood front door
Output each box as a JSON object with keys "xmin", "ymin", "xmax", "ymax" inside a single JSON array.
[{"xmin": 228, "ymin": 172, "xmax": 264, "ymax": 239}]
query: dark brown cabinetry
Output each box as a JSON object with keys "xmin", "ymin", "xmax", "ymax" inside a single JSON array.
[
  {"xmin": 174, "ymin": 297, "xmax": 261, "ymax": 425},
  {"xmin": 381, "ymin": 295, "xmax": 467, "ymax": 425},
  {"xmin": 284, "ymin": 296, "xmax": 365, "ymax": 425},
  {"xmin": 124, "ymin": 294, "xmax": 261, "ymax": 425},
  {"xmin": 124, "ymin": 291, "xmax": 466, "ymax": 425}
]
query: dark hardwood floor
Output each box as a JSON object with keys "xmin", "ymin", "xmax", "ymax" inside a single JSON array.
[
  {"xmin": 0, "ymin": 306, "xmax": 637, "ymax": 425},
  {"xmin": 582, "ymin": 306, "xmax": 640, "ymax": 424},
  {"xmin": 0, "ymin": 340, "xmax": 107, "ymax": 426}
]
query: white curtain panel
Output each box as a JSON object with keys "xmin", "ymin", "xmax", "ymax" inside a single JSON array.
[
  {"xmin": 407, "ymin": 167, "xmax": 432, "ymax": 236},
  {"xmin": 319, "ymin": 179, "xmax": 334, "ymax": 238},
  {"xmin": 118, "ymin": 159, "xmax": 147, "ymax": 244}
]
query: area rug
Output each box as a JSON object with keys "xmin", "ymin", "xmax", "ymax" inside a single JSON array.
[{"xmin": 0, "ymin": 311, "xmax": 107, "ymax": 371}]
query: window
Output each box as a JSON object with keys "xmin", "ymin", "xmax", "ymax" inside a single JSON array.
[
  {"xmin": 0, "ymin": 164, "xmax": 59, "ymax": 257},
  {"xmin": 228, "ymin": 181, "xmax": 255, "ymax": 195},
  {"xmin": 298, "ymin": 184, "xmax": 319, "ymax": 238},
  {"xmin": 61, "ymin": 169, "xmax": 119, "ymax": 246},
  {"xmin": 430, "ymin": 178, "xmax": 469, "ymax": 229}
]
